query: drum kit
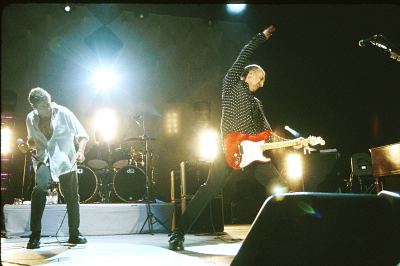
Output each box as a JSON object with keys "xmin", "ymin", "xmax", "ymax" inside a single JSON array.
[
  {"xmin": 59, "ymin": 137, "xmax": 155, "ymax": 204},
  {"xmin": 21, "ymin": 115, "xmax": 168, "ymax": 233}
]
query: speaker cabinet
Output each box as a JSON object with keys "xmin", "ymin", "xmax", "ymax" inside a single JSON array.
[
  {"xmin": 185, "ymin": 195, "xmax": 224, "ymax": 234},
  {"xmin": 231, "ymin": 192, "xmax": 399, "ymax": 266},
  {"xmin": 170, "ymin": 161, "xmax": 224, "ymax": 234}
]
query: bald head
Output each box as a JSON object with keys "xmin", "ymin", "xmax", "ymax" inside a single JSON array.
[{"xmin": 241, "ymin": 64, "xmax": 266, "ymax": 92}]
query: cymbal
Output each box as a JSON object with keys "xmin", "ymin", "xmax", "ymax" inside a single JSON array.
[{"xmin": 124, "ymin": 137, "xmax": 156, "ymax": 142}]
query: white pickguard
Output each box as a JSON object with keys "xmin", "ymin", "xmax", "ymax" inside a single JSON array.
[{"xmin": 239, "ymin": 140, "xmax": 271, "ymax": 168}]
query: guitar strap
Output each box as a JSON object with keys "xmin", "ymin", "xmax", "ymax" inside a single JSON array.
[
  {"xmin": 254, "ymin": 97, "xmax": 272, "ymax": 131},
  {"xmin": 254, "ymin": 97, "xmax": 289, "ymax": 143}
]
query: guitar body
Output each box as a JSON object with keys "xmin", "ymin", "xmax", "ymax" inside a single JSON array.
[
  {"xmin": 224, "ymin": 130, "xmax": 325, "ymax": 170},
  {"xmin": 224, "ymin": 130, "xmax": 273, "ymax": 170}
]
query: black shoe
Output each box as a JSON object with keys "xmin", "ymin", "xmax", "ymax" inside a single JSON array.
[
  {"xmin": 68, "ymin": 235, "xmax": 87, "ymax": 245},
  {"xmin": 168, "ymin": 229, "xmax": 184, "ymax": 251},
  {"xmin": 26, "ymin": 237, "xmax": 41, "ymax": 249}
]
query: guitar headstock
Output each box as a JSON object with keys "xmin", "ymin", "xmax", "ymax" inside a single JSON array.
[
  {"xmin": 390, "ymin": 51, "xmax": 400, "ymax": 62},
  {"xmin": 307, "ymin": 136, "xmax": 325, "ymax": 146}
]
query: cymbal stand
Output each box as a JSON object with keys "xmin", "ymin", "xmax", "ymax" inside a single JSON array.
[{"xmin": 137, "ymin": 116, "xmax": 170, "ymax": 234}]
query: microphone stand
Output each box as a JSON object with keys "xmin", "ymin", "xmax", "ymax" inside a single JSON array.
[
  {"xmin": 20, "ymin": 153, "xmax": 28, "ymax": 201},
  {"xmin": 137, "ymin": 116, "xmax": 170, "ymax": 234},
  {"xmin": 363, "ymin": 35, "xmax": 400, "ymax": 62},
  {"xmin": 17, "ymin": 143, "xmax": 36, "ymax": 201}
]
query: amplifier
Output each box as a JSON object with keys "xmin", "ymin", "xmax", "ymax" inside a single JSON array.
[{"xmin": 170, "ymin": 161, "xmax": 224, "ymax": 233}]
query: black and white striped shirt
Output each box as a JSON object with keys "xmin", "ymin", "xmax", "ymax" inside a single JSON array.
[{"xmin": 221, "ymin": 33, "xmax": 271, "ymax": 138}]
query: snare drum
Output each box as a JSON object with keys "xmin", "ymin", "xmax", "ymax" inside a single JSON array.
[
  {"xmin": 87, "ymin": 159, "xmax": 108, "ymax": 170},
  {"xmin": 113, "ymin": 165, "xmax": 146, "ymax": 202},
  {"xmin": 86, "ymin": 143, "xmax": 110, "ymax": 170},
  {"xmin": 59, "ymin": 165, "xmax": 98, "ymax": 203}
]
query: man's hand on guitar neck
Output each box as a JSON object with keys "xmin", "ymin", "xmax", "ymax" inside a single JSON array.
[
  {"xmin": 293, "ymin": 136, "xmax": 326, "ymax": 150},
  {"xmin": 293, "ymin": 137, "xmax": 305, "ymax": 150}
]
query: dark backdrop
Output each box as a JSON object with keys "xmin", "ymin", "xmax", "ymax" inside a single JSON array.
[{"xmin": 2, "ymin": 4, "xmax": 399, "ymax": 203}]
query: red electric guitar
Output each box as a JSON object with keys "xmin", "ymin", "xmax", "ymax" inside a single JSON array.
[{"xmin": 224, "ymin": 130, "xmax": 325, "ymax": 170}]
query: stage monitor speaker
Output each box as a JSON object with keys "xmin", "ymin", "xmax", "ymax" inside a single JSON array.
[{"xmin": 231, "ymin": 192, "xmax": 400, "ymax": 266}]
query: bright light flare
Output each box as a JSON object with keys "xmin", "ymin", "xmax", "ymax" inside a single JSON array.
[
  {"xmin": 226, "ymin": 4, "xmax": 247, "ymax": 14},
  {"xmin": 270, "ymin": 184, "xmax": 288, "ymax": 196},
  {"xmin": 286, "ymin": 153, "xmax": 303, "ymax": 180},
  {"xmin": 198, "ymin": 129, "xmax": 219, "ymax": 162},
  {"xmin": 92, "ymin": 108, "xmax": 118, "ymax": 142},
  {"xmin": 1, "ymin": 127, "xmax": 13, "ymax": 155},
  {"xmin": 91, "ymin": 67, "xmax": 118, "ymax": 91}
]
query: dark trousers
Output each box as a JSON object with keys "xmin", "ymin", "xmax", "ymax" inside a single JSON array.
[
  {"xmin": 177, "ymin": 152, "xmax": 282, "ymax": 234},
  {"xmin": 30, "ymin": 163, "xmax": 80, "ymax": 238}
]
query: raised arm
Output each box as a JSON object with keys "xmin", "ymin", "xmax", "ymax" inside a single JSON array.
[
  {"xmin": 262, "ymin": 25, "xmax": 275, "ymax": 39},
  {"xmin": 223, "ymin": 25, "xmax": 275, "ymax": 88}
]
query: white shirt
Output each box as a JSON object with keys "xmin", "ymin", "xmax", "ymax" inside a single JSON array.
[{"xmin": 26, "ymin": 102, "xmax": 89, "ymax": 182}]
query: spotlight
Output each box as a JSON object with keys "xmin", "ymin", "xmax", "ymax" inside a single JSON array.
[
  {"xmin": 197, "ymin": 129, "xmax": 219, "ymax": 162},
  {"xmin": 64, "ymin": 5, "xmax": 71, "ymax": 12},
  {"xmin": 92, "ymin": 108, "xmax": 118, "ymax": 142},
  {"xmin": 285, "ymin": 153, "xmax": 303, "ymax": 181},
  {"xmin": 136, "ymin": 12, "xmax": 147, "ymax": 20},
  {"xmin": 226, "ymin": 4, "xmax": 247, "ymax": 15},
  {"xmin": 1, "ymin": 126, "xmax": 13, "ymax": 155},
  {"xmin": 91, "ymin": 67, "xmax": 118, "ymax": 91}
]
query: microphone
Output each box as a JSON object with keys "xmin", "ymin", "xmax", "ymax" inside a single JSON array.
[
  {"xmin": 16, "ymin": 138, "xmax": 30, "ymax": 154},
  {"xmin": 358, "ymin": 34, "xmax": 381, "ymax": 47},
  {"xmin": 16, "ymin": 138, "xmax": 41, "ymax": 162}
]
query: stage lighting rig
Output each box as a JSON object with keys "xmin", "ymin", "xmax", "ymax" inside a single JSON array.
[{"xmin": 226, "ymin": 4, "xmax": 247, "ymax": 15}]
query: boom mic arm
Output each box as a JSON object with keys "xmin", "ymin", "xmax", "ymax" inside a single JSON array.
[
  {"xmin": 359, "ymin": 34, "xmax": 400, "ymax": 62},
  {"xmin": 358, "ymin": 34, "xmax": 380, "ymax": 47}
]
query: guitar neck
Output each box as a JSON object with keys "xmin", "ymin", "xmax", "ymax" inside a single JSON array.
[{"xmin": 260, "ymin": 138, "xmax": 301, "ymax": 151}]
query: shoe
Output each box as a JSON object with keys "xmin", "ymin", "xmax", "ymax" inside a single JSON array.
[
  {"xmin": 68, "ymin": 235, "xmax": 87, "ymax": 244},
  {"xmin": 26, "ymin": 236, "xmax": 41, "ymax": 249},
  {"xmin": 168, "ymin": 228, "xmax": 184, "ymax": 251}
]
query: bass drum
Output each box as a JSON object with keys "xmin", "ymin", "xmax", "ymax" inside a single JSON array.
[
  {"xmin": 113, "ymin": 166, "xmax": 146, "ymax": 202},
  {"xmin": 59, "ymin": 165, "xmax": 98, "ymax": 203}
]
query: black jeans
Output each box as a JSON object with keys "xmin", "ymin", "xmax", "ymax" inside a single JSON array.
[
  {"xmin": 30, "ymin": 163, "xmax": 80, "ymax": 238},
  {"xmin": 177, "ymin": 152, "xmax": 282, "ymax": 234}
]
